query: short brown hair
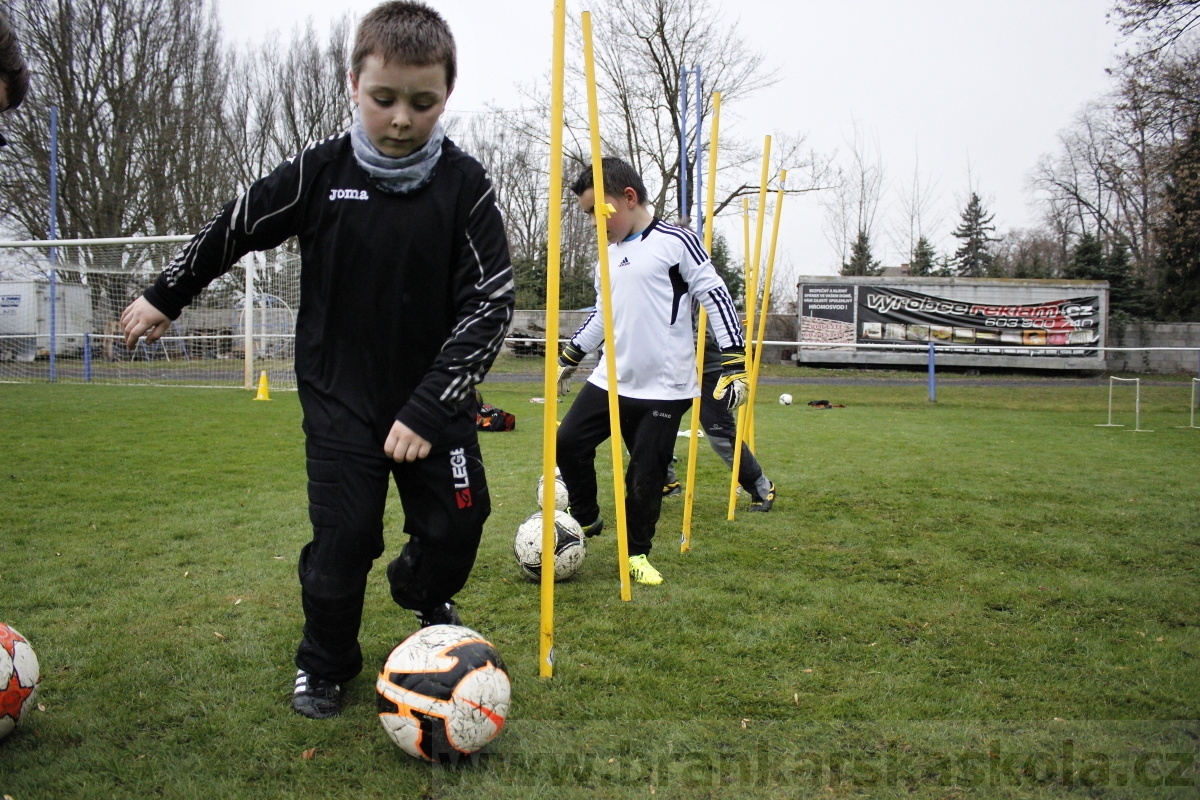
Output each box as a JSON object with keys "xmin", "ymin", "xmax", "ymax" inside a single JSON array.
[
  {"xmin": 0, "ymin": 10, "xmax": 29, "ymax": 111},
  {"xmin": 351, "ymin": 1, "xmax": 456, "ymax": 91},
  {"xmin": 571, "ymin": 157, "xmax": 649, "ymax": 205}
]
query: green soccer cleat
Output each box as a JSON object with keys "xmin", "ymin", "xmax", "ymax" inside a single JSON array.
[{"xmin": 629, "ymin": 554, "xmax": 663, "ymax": 586}]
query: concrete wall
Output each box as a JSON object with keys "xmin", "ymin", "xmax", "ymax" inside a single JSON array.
[{"xmin": 1107, "ymin": 321, "xmax": 1200, "ymax": 374}]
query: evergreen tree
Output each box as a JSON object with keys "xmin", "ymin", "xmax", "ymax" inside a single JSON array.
[
  {"xmin": 951, "ymin": 192, "xmax": 998, "ymax": 277},
  {"xmin": 710, "ymin": 232, "xmax": 744, "ymax": 305},
  {"xmin": 1066, "ymin": 231, "xmax": 1106, "ymax": 280},
  {"xmin": 1105, "ymin": 240, "xmax": 1154, "ymax": 319},
  {"xmin": 841, "ymin": 229, "xmax": 881, "ymax": 276},
  {"xmin": 909, "ymin": 236, "xmax": 937, "ymax": 276},
  {"xmin": 1066, "ymin": 233, "xmax": 1153, "ymax": 319},
  {"xmin": 1157, "ymin": 125, "xmax": 1200, "ymax": 321}
]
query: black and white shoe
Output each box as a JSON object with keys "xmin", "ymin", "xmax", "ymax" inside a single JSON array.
[
  {"xmin": 415, "ymin": 601, "xmax": 462, "ymax": 628},
  {"xmin": 749, "ymin": 482, "xmax": 776, "ymax": 512},
  {"xmin": 292, "ymin": 669, "xmax": 342, "ymax": 719}
]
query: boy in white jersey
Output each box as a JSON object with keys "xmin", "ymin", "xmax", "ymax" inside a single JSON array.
[{"xmin": 556, "ymin": 158, "xmax": 748, "ymax": 585}]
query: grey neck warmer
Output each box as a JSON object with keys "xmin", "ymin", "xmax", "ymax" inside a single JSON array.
[{"xmin": 350, "ymin": 112, "xmax": 444, "ymax": 195}]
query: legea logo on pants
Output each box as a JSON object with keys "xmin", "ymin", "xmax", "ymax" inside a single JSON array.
[{"xmin": 450, "ymin": 447, "xmax": 472, "ymax": 508}]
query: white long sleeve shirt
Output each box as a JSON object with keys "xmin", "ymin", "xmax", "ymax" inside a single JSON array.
[{"xmin": 570, "ymin": 218, "xmax": 743, "ymax": 400}]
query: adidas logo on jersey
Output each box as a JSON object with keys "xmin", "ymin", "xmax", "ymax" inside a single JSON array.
[
  {"xmin": 329, "ymin": 188, "xmax": 369, "ymax": 201},
  {"xmin": 618, "ymin": 257, "xmax": 631, "ymax": 268}
]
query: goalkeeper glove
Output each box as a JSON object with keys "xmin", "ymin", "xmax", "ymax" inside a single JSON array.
[
  {"xmin": 712, "ymin": 346, "xmax": 749, "ymax": 410},
  {"xmin": 557, "ymin": 341, "xmax": 586, "ymax": 396}
]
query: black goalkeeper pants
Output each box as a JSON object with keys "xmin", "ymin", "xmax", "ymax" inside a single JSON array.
[
  {"xmin": 295, "ymin": 419, "xmax": 490, "ymax": 683},
  {"xmin": 557, "ymin": 382, "xmax": 692, "ymax": 557}
]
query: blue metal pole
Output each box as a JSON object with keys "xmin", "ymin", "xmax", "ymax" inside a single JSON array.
[
  {"xmin": 694, "ymin": 66, "xmax": 703, "ymax": 236},
  {"xmin": 678, "ymin": 65, "xmax": 688, "ymax": 223},
  {"xmin": 83, "ymin": 332, "xmax": 92, "ymax": 382},
  {"xmin": 928, "ymin": 342, "xmax": 936, "ymax": 402},
  {"xmin": 48, "ymin": 107, "xmax": 58, "ymax": 383}
]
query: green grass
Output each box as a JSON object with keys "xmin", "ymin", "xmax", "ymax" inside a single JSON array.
[{"xmin": 0, "ymin": 381, "xmax": 1197, "ymax": 798}]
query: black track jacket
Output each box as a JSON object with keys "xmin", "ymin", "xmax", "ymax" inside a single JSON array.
[{"xmin": 143, "ymin": 132, "xmax": 515, "ymax": 454}]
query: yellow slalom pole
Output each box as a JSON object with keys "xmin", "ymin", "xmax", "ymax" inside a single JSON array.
[
  {"xmin": 582, "ymin": 12, "xmax": 632, "ymax": 601},
  {"xmin": 746, "ymin": 142, "xmax": 773, "ymax": 452},
  {"xmin": 727, "ymin": 137, "xmax": 771, "ymax": 520},
  {"xmin": 537, "ymin": 0, "xmax": 567, "ymax": 679},
  {"xmin": 681, "ymin": 92, "xmax": 722, "ymax": 553},
  {"xmin": 746, "ymin": 172, "xmax": 787, "ymax": 436}
]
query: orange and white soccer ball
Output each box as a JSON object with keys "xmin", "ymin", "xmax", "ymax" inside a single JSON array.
[
  {"xmin": 376, "ymin": 625, "xmax": 510, "ymax": 763},
  {"xmin": 0, "ymin": 623, "xmax": 41, "ymax": 740}
]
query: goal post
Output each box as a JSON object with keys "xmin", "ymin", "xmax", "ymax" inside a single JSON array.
[
  {"xmin": 0, "ymin": 237, "xmax": 300, "ymax": 390},
  {"xmin": 1096, "ymin": 376, "xmax": 1153, "ymax": 432}
]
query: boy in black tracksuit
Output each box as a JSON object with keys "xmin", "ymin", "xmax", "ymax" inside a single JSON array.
[{"xmin": 121, "ymin": 1, "xmax": 514, "ymax": 719}]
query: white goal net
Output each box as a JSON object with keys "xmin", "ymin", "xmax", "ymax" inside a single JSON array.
[{"xmin": 0, "ymin": 237, "xmax": 300, "ymax": 390}]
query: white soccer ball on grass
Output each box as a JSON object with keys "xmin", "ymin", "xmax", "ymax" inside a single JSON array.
[
  {"xmin": 513, "ymin": 509, "xmax": 586, "ymax": 582},
  {"xmin": 535, "ymin": 469, "xmax": 569, "ymax": 512},
  {"xmin": 779, "ymin": 393, "xmax": 793, "ymax": 405}
]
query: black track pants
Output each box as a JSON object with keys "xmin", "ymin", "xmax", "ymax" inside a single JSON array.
[
  {"xmin": 295, "ymin": 419, "xmax": 490, "ymax": 682},
  {"xmin": 557, "ymin": 382, "xmax": 691, "ymax": 557}
]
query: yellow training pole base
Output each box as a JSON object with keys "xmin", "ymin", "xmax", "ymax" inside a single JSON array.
[{"xmin": 253, "ymin": 370, "xmax": 270, "ymax": 401}]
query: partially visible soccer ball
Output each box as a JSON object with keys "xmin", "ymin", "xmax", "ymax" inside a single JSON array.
[
  {"xmin": 513, "ymin": 510, "xmax": 586, "ymax": 582},
  {"xmin": 779, "ymin": 393, "xmax": 793, "ymax": 405},
  {"xmin": 0, "ymin": 623, "xmax": 41, "ymax": 741},
  {"xmin": 376, "ymin": 625, "xmax": 510, "ymax": 763},
  {"xmin": 535, "ymin": 470, "xmax": 569, "ymax": 512}
]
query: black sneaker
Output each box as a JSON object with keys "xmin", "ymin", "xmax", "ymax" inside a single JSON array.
[
  {"xmin": 748, "ymin": 482, "xmax": 776, "ymax": 513},
  {"xmin": 292, "ymin": 669, "xmax": 342, "ymax": 719},
  {"xmin": 662, "ymin": 481, "xmax": 683, "ymax": 498},
  {"xmin": 415, "ymin": 601, "xmax": 462, "ymax": 628}
]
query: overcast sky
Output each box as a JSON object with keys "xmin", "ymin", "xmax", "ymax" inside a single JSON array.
[{"xmin": 218, "ymin": 0, "xmax": 1124, "ymax": 279}]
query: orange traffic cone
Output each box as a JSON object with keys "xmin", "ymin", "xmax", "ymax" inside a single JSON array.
[{"xmin": 254, "ymin": 370, "xmax": 271, "ymax": 401}]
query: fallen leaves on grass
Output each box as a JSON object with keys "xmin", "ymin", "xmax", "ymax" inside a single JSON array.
[
  {"xmin": 213, "ymin": 631, "xmax": 226, "ymax": 641},
  {"xmin": 302, "ymin": 748, "xmax": 316, "ymax": 760}
]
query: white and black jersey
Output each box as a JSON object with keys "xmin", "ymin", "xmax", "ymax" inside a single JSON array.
[
  {"xmin": 143, "ymin": 132, "xmax": 515, "ymax": 454},
  {"xmin": 569, "ymin": 218, "xmax": 742, "ymax": 400}
]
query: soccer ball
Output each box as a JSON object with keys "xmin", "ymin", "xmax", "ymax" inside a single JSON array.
[
  {"xmin": 376, "ymin": 625, "xmax": 510, "ymax": 763},
  {"xmin": 779, "ymin": 393, "xmax": 793, "ymax": 405},
  {"xmin": 535, "ymin": 470, "xmax": 569, "ymax": 511},
  {"xmin": 513, "ymin": 510, "xmax": 586, "ymax": 582},
  {"xmin": 0, "ymin": 623, "xmax": 41, "ymax": 741}
]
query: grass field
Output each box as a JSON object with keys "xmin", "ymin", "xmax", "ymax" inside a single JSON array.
[{"xmin": 0, "ymin": 377, "xmax": 1197, "ymax": 798}]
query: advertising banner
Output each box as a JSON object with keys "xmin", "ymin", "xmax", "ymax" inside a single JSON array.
[{"xmin": 856, "ymin": 287, "xmax": 1100, "ymax": 355}]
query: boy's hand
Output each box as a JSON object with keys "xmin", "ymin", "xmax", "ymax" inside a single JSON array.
[
  {"xmin": 385, "ymin": 421, "xmax": 432, "ymax": 462},
  {"xmin": 713, "ymin": 346, "xmax": 749, "ymax": 410},
  {"xmin": 557, "ymin": 341, "xmax": 586, "ymax": 396},
  {"xmin": 120, "ymin": 296, "xmax": 170, "ymax": 348}
]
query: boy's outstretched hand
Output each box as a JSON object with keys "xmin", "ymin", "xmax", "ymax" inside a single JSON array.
[
  {"xmin": 385, "ymin": 421, "xmax": 432, "ymax": 462},
  {"xmin": 120, "ymin": 296, "xmax": 170, "ymax": 348}
]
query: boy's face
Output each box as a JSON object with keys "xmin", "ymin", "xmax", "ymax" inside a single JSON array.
[
  {"xmin": 350, "ymin": 55, "xmax": 450, "ymax": 158},
  {"xmin": 577, "ymin": 186, "xmax": 641, "ymax": 244}
]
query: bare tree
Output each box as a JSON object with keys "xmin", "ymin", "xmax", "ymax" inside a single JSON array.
[
  {"xmin": 272, "ymin": 17, "xmax": 354, "ymax": 159},
  {"xmin": 889, "ymin": 151, "xmax": 946, "ymax": 270},
  {"xmin": 1113, "ymin": 0, "xmax": 1200, "ymax": 58},
  {"xmin": 223, "ymin": 17, "xmax": 353, "ymax": 193},
  {"xmin": 822, "ymin": 123, "xmax": 884, "ymax": 269},
  {"xmin": 0, "ymin": 0, "xmax": 232, "ymax": 240}
]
